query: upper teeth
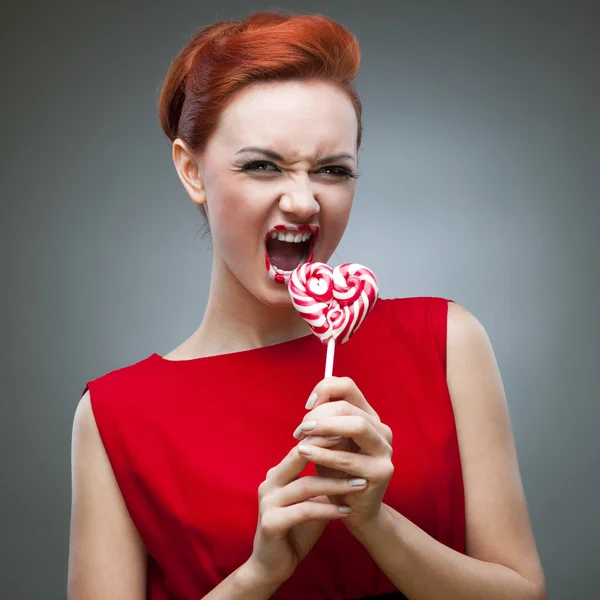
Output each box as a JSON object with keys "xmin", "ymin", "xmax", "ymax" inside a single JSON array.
[{"xmin": 270, "ymin": 231, "xmax": 312, "ymax": 242}]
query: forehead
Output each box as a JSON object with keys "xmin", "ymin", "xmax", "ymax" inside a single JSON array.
[{"xmin": 210, "ymin": 80, "xmax": 358, "ymax": 158}]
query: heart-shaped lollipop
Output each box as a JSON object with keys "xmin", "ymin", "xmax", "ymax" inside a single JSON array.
[{"xmin": 289, "ymin": 262, "xmax": 379, "ymax": 376}]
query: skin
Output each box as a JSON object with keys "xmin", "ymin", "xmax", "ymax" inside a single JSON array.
[{"xmin": 68, "ymin": 79, "xmax": 546, "ymax": 599}]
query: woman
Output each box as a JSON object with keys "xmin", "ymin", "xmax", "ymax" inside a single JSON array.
[{"xmin": 67, "ymin": 10, "xmax": 547, "ymax": 600}]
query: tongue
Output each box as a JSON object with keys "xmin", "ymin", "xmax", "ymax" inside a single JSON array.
[{"xmin": 267, "ymin": 239, "xmax": 304, "ymax": 272}]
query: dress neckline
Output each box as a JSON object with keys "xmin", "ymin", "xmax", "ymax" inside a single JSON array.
[{"xmin": 148, "ymin": 331, "xmax": 318, "ymax": 368}]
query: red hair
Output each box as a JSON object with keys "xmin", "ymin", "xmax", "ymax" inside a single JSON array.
[{"xmin": 157, "ymin": 10, "xmax": 363, "ymax": 156}]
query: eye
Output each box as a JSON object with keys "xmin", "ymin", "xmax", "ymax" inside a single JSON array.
[
  {"xmin": 320, "ymin": 166, "xmax": 358, "ymax": 180},
  {"xmin": 240, "ymin": 160, "xmax": 280, "ymax": 173},
  {"xmin": 240, "ymin": 160, "xmax": 359, "ymax": 180}
]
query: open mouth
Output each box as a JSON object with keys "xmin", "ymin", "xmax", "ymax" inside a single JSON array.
[{"xmin": 264, "ymin": 224, "xmax": 319, "ymax": 285}]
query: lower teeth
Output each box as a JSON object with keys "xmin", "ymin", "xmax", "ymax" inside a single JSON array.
[{"xmin": 273, "ymin": 258, "xmax": 308, "ymax": 274}]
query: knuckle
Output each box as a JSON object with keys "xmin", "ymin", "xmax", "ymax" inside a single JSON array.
[
  {"xmin": 357, "ymin": 418, "xmax": 370, "ymax": 435},
  {"xmin": 258, "ymin": 480, "xmax": 269, "ymax": 497},
  {"xmin": 259, "ymin": 513, "xmax": 278, "ymax": 537},
  {"xmin": 298, "ymin": 502, "xmax": 313, "ymax": 520},
  {"xmin": 336, "ymin": 401, "xmax": 352, "ymax": 416},
  {"xmin": 340, "ymin": 376, "xmax": 354, "ymax": 388},
  {"xmin": 307, "ymin": 405, "xmax": 324, "ymax": 419},
  {"xmin": 381, "ymin": 460, "xmax": 395, "ymax": 479},
  {"xmin": 338, "ymin": 452, "xmax": 354, "ymax": 468},
  {"xmin": 384, "ymin": 424, "xmax": 393, "ymax": 444},
  {"xmin": 297, "ymin": 477, "xmax": 312, "ymax": 497},
  {"xmin": 302, "ymin": 410, "xmax": 316, "ymax": 421},
  {"xmin": 258, "ymin": 489, "xmax": 273, "ymax": 508}
]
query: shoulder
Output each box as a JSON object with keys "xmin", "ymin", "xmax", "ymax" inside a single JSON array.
[
  {"xmin": 78, "ymin": 353, "xmax": 161, "ymax": 444},
  {"xmin": 443, "ymin": 302, "xmax": 502, "ymax": 406},
  {"xmin": 445, "ymin": 302, "xmax": 497, "ymax": 376},
  {"xmin": 444, "ymin": 301, "xmax": 506, "ymax": 434},
  {"xmin": 72, "ymin": 389, "xmax": 99, "ymax": 447},
  {"xmin": 71, "ymin": 389, "xmax": 115, "ymax": 490},
  {"xmin": 81, "ymin": 354, "xmax": 159, "ymax": 409},
  {"xmin": 84, "ymin": 353, "xmax": 157, "ymax": 393},
  {"xmin": 446, "ymin": 301, "xmax": 488, "ymax": 343}
]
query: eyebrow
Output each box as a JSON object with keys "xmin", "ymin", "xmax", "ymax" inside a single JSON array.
[{"xmin": 235, "ymin": 146, "xmax": 355, "ymax": 165}]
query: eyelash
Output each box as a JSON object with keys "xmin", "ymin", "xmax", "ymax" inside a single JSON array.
[{"xmin": 240, "ymin": 160, "xmax": 359, "ymax": 180}]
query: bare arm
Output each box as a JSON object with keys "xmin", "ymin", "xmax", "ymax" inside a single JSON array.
[
  {"xmin": 348, "ymin": 302, "xmax": 547, "ymax": 599},
  {"xmin": 67, "ymin": 390, "xmax": 147, "ymax": 599}
]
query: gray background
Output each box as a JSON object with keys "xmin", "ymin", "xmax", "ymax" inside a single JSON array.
[{"xmin": 1, "ymin": 1, "xmax": 598, "ymax": 598}]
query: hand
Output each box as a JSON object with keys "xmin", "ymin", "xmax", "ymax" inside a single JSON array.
[
  {"xmin": 292, "ymin": 377, "xmax": 394, "ymax": 532},
  {"xmin": 246, "ymin": 435, "xmax": 369, "ymax": 588}
]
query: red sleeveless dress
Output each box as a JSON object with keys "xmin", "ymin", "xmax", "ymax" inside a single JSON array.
[{"xmin": 82, "ymin": 297, "xmax": 465, "ymax": 600}]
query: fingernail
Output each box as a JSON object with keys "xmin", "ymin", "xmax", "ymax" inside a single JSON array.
[
  {"xmin": 298, "ymin": 444, "xmax": 314, "ymax": 455},
  {"xmin": 305, "ymin": 393, "xmax": 317, "ymax": 409},
  {"xmin": 293, "ymin": 421, "xmax": 316, "ymax": 439},
  {"xmin": 325, "ymin": 435, "xmax": 342, "ymax": 441},
  {"xmin": 338, "ymin": 506, "xmax": 352, "ymax": 514},
  {"xmin": 348, "ymin": 478, "xmax": 367, "ymax": 487}
]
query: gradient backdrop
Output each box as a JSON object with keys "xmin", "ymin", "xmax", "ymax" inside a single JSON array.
[{"xmin": 1, "ymin": 1, "xmax": 599, "ymax": 598}]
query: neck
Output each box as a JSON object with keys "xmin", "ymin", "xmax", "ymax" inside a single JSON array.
[{"xmin": 186, "ymin": 255, "xmax": 311, "ymax": 358}]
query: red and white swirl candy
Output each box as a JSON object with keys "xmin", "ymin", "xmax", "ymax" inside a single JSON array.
[{"xmin": 288, "ymin": 262, "xmax": 380, "ymax": 345}]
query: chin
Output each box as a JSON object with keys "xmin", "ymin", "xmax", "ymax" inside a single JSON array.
[
  {"xmin": 226, "ymin": 264, "xmax": 293, "ymax": 308},
  {"xmin": 257, "ymin": 277, "xmax": 295, "ymax": 308}
]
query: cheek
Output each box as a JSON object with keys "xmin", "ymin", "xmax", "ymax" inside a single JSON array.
[
  {"xmin": 206, "ymin": 182, "xmax": 253, "ymax": 231},
  {"xmin": 208, "ymin": 194, "xmax": 266, "ymax": 258},
  {"xmin": 325, "ymin": 190, "xmax": 353, "ymax": 231}
]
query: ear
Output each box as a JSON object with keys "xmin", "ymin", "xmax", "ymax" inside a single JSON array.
[{"xmin": 172, "ymin": 139, "xmax": 207, "ymax": 206}]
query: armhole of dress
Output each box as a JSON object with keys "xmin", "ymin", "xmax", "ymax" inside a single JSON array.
[
  {"xmin": 80, "ymin": 383, "xmax": 96, "ymax": 421},
  {"xmin": 431, "ymin": 298, "xmax": 454, "ymax": 375},
  {"xmin": 430, "ymin": 299, "xmax": 467, "ymax": 553}
]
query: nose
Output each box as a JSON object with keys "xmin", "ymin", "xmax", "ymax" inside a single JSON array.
[{"xmin": 278, "ymin": 178, "xmax": 320, "ymax": 221}]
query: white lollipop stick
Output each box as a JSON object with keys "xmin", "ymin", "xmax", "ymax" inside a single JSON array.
[{"xmin": 325, "ymin": 337, "xmax": 336, "ymax": 378}]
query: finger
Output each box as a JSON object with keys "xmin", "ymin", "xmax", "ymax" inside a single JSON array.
[
  {"xmin": 263, "ymin": 444, "xmax": 311, "ymax": 489},
  {"xmin": 306, "ymin": 376, "xmax": 378, "ymax": 417},
  {"xmin": 301, "ymin": 400, "xmax": 371, "ymax": 424},
  {"xmin": 295, "ymin": 407, "xmax": 392, "ymax": 447},
  {"xmin": 306, "ymin": 495, "xmax": 330, "ymax": 504},
  {"xmin": 264, "ymin": 436, "xmax": 346, "ymax": 489},
  {"xmin": 297, "ymin": 431, "xmax": 342, "ymax": 448},
  {"xmin": 297, "ymin": 416, "xmax": 391, "ymax": 457},
  {"xmin": 297, "ymin": 444, "xmax": 393, "ymax": 482},
  {"xmin": 260, "ymin": 501, "xmax": 352, "ymax": 537},
  {"xmin": 296, "ymin": 402, "xmax": 373, "ymax": 437},
  {"xmin": 276, "ymin": 475, "xmax": 367, "ymax": 507},
  {"xmin": 303, "ymin": 377, "xmax": 393, "ymax": 445}
]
